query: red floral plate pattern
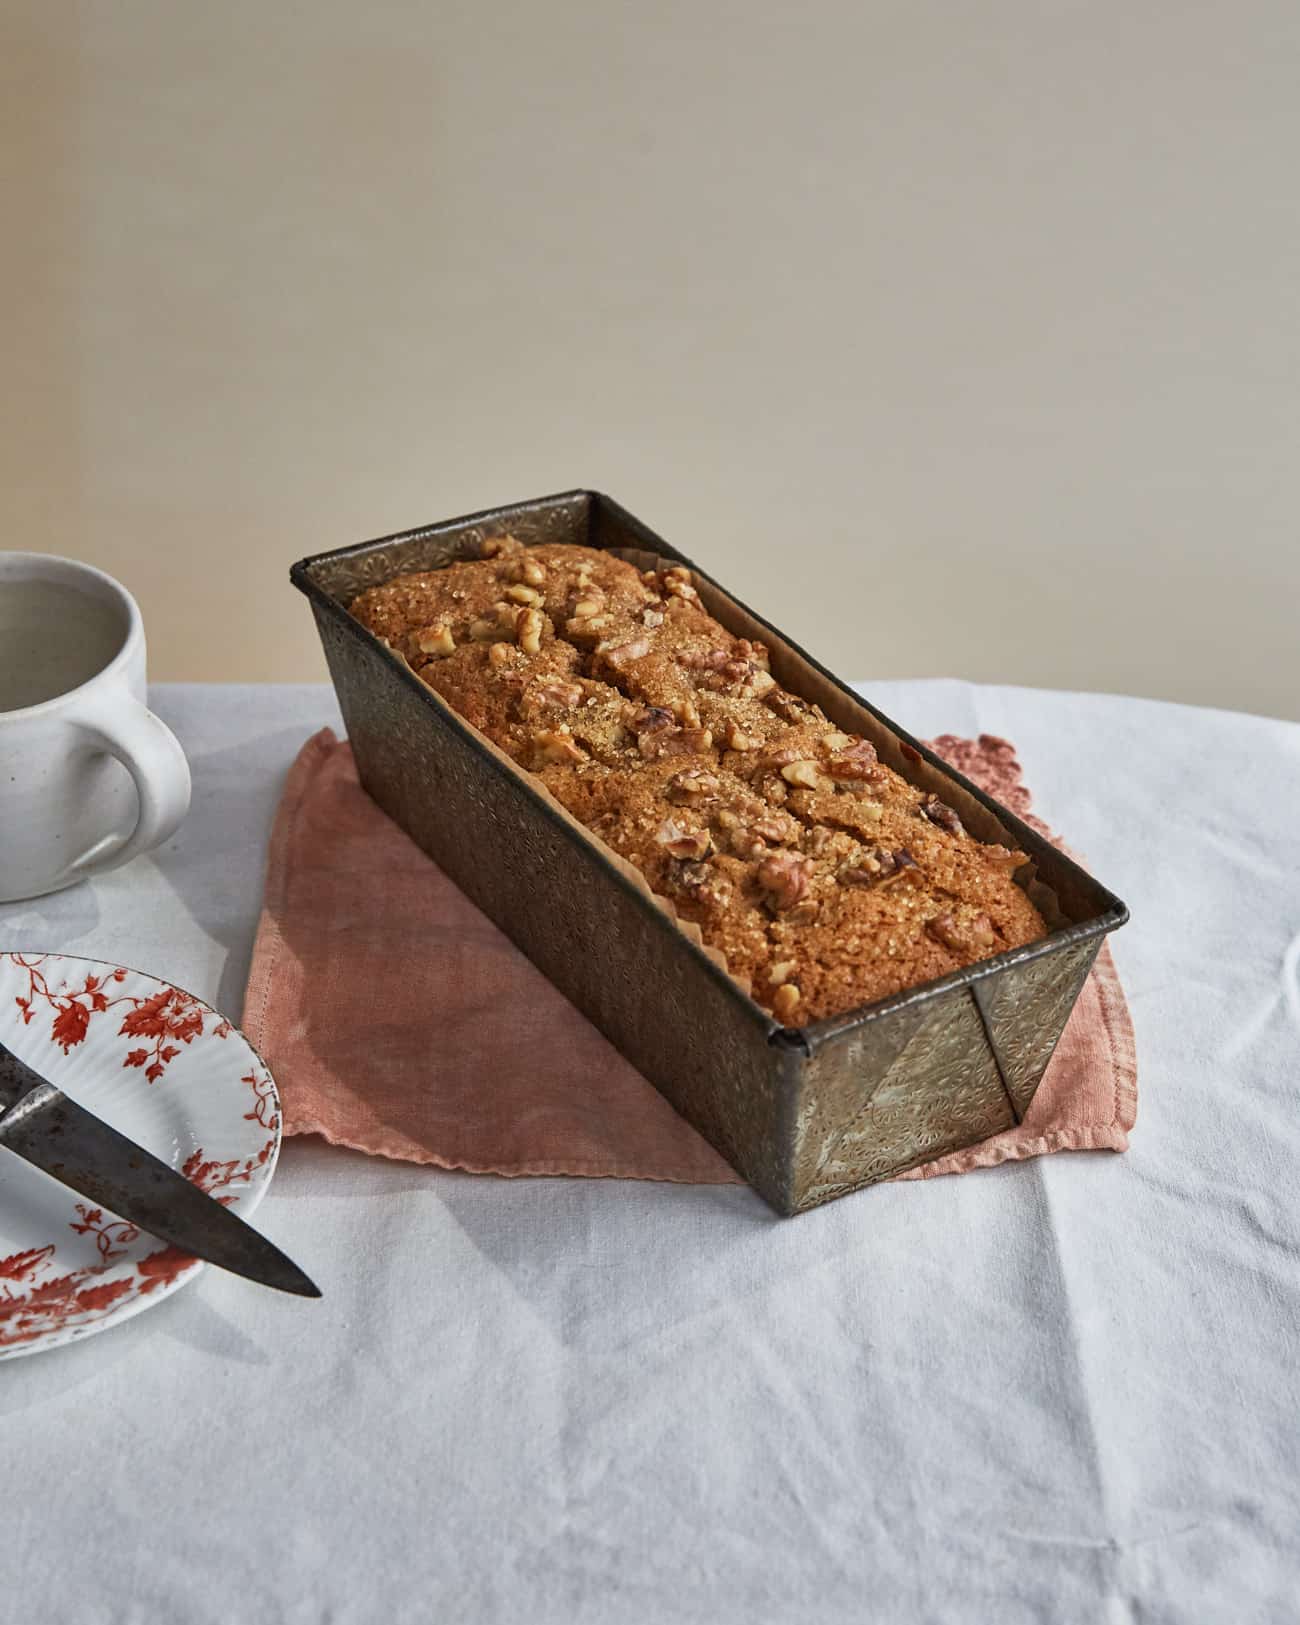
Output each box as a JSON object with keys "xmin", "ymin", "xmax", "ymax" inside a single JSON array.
[{"xmin": 0, "ymin": 952, "xmax": 282, "ymax": 1360}]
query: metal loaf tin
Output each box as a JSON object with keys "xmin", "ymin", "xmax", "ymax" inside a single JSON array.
[{"xmin": 292, "ymin": 491, "xmax": 1128, "ymax": 1215}]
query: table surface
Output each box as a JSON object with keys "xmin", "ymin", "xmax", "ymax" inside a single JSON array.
[{"xmin": 2, "ymin": 682, "xmax": 1297, "ymax": 1625}]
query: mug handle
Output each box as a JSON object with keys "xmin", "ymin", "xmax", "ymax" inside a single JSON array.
[{"xmin": 65, "ymin": 694, "xmax": 192, "ymax": 877}]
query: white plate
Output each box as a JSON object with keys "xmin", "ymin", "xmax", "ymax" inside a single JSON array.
[{"xmin": 0, "ymin": 951, "xmax": 281, "ymax": 1360}]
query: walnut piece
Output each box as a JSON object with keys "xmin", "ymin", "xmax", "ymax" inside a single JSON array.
[
  {"xmin": 515, "ymin": 607, "xmax": 544, "ymax": 655},
  {"xmin": 825, "ymin": 739, "xmax": 879, "ymax": 781},
  {"xmin": 566, "ymin": 612, "xmax": 613, "ymax": 637},
  {"xmin": 766, "ymin": 959, "xmax": 798, "ymax": 985},
  {"xmin": 530, "ymin": 727, "xmax": 586, "ymax": 765},
  {"xmin": 666, "ymin": 768, "xmax": 722, "ymax": 803},
  {"xmin": 723, "ymin": 720, "xmax": 756, "ymax": 751},
  {"xmin": 628, "ymin": 704, "xmax": 674, "ymax": 736},
  {"xmin": 781, "ymin": 759, "xmax": 827, "ymax": 791},
  {"xmin": 661, "ymin": 566, "xmax": 701, "ymax": 605},
  {"xmin": 525, "ymin": 677, "xmax": 583, "ymax": 711},
  {"xmin": 673, "ymin": 697, "xmax": 703, "ymax": 729},
  {"xmin": 926, "ymin": 910, "xmax": 996, "ymax": 954},
  {"xmin": 772, "ymin": 983, "xmax": 801, "ymax": 1024},
  {"xmin": 638, "ymin": 725, "xmax": 714, "ymax": 760},
  {"xmin": 756, "ymin": 851, "xmax": 813, "ymax": 912},
  {"xmin": 506, "ymin": 584, "xmax": 542, "ymax": 606},
  {"xmin": 599, "ymin": 637, "xmax": 650, "ymax": 672},
  {"xmin": 765, "ymin": 692, "xmax": 818, "ymax": 725},
  {"xmin": 839, "ymin": 846, "xmax": 918, "ymax": 889},
  {"xmin": 416, "ymin": 623, "xmax": 456, "ymax": 657},
  {"xmin": 513, "ymin": 555, "xmax": 547, "ymax": 587},
  {"xmin": 752, "ymin": 814, "xmax": 792, "ymax": 845},
  {"xmin": 481, "ymin": 534, "xmax": 522, "ymax": 558},
  {"xmin": 469, "ymin": 618, "xmax": 499, "ymax": 642},
  {"xmin": 921, "ymin": 795, "xmax": 964, "ymax": 836},
  {"xmin": 667, "ymin": 859, "xmax": 731, "ymax": 905},
  {"xmin": 654, "ymin": 818, "xmax": 712, "ymax": 860},
  {"xmin": 488, "ymin": 641, "xmax": 513, "ymax": 670}
]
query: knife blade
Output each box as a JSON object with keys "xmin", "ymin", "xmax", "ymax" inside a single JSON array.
[{"xmin": 0, "ymin": 1039, "xmax": 319, "ymax": 1298}]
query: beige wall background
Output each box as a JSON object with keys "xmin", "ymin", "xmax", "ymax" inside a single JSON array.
[{"xmin": 5, "ymin": 1, "xmax": 1299, "ymax": 720}]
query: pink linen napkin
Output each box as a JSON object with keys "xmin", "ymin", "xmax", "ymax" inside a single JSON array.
[{"xmin": 242, "ymin": 730, "xmax": 1136, "ymax": 1186}]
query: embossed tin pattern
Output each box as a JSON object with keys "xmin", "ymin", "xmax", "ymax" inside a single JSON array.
[{"xmin": 292, "ymin": 490, "xmax": 1128, "ymax": 1215}]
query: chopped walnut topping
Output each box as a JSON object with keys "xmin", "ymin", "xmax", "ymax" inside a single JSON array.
[
  {"xmin": 481, "ymin": 535, "xmax": 522, "ymax": 558},
  {"xmin": 506, "ymin": 584, "xmax": 542, "ymax": 606},
  {"xmin": 784, "ymin": 899, "xmax": 820, "ymax": 926},
  {"xmin": 666, "ymin": 768, "xmax": 722, "ymax": 803},
  {"xmin": 654, "ymin": 818, "xmax": 712, "ymax": 860},
  {"xmin": 926, "ymin": 911, "xmax": 961, "ymax": 951},
  {"xmin": 825, "ymin": 738, "xmax": 880, "ymax": 781},
  {"xmin": 512, "ymin": 555, "xmax": 547, "ymax": 587},
  {"xmin": 570, "ymin": 595, "xmax": 605, "ymax": 620},
  {"xmin": 840, "ymin": 847, "xmax": 918, "ymax": 889},
  {"xmin": 628, "ymin": 704, "xmax": 674, "ymax": 735},
  {"xmin": 515, "ymin": 607, "xmax": 544, "ymax": 655},
  {"xmin": 673, "ymin": 697, "xmax": 702, "ymax": 729},
  {"xmin": 756, "ymin": 851, "xmax": 813, "ymax": 912},
  {"xmin": 927, "ymin": 909, "xmax": 996, "ymax": 954},
  {"xmin": 970, "ymin": 912, "xmax": 997, "ymax": 949},
  {"xmin": 469, "ymin": 617, "xmax": 499, "ymax": 642},
  {"xmin": 825, "ymin": 732, "xmax": 851, "ymax": 750},
  {"xmin": 566, "ymin": 612, "xmax": 613, "ymax": 637},
  {"xmin": 638, "ymin": 725, "xmax": 714, "ymax": 760},
  {"xmin": 752, "ymin": 815, "xmax": 792, "ymax": 844},
  {"xmin": 642, "ymin": 608, "xmax": 665, "ymax": 627},
  {"xmin": 772, "ymin": 983, "xmax": 801, "ymax": 1024},
  {"xmin": 682, "ymin": 645, "xmax": 773, "ymax": 697},
  {"xmin": 488, "ymin": 641, "xmax": 513, "ymax": 670},
  {"xmin": 766, "ymin": 692, "xmax": 818, "ymax": 725},
  {"xmin": 599, "ymin": 637, "xmax": 650, "ymax": 672},
  {"xmin": 530, "ymin": 727, "xmax": 586, "ymax": 765},
  {"xmin": 781, "ymin": 759, "xmax": 827, "ymax": 791},
  {"xmin": 661, "ymin": 566, "xmax": 701, "ymax": 605},
  {"xmin": 766, "ymin": 960, "xmax": 798, "ymax": 986},
  {"xmin": 921, "ymin": 795, "xmax": 964, "ymax": 836},
  {"xmin": 680, "ymin": 648, "xmax": 730, "ymax": 673},
  {"xmin": 668, "ymin": 859, "xmax": 731, "ymax": 905},
  {"xmin": 524, "ymin": 677, "xmax": 583, "ymax": 711},
  {"xmin": 723, "ymin": 720, "xmax": 757, "ymax": 751},
  {"xmin": 740, "ymin": 668, "xmax": 776, "ymax": 700},
  {"xmin": 763, "ymin": 778, "xmax": 788, "ymax": 806},
  {"xmin": 416, "ymin": 623, "xmax": 456, "ymax": 657}
]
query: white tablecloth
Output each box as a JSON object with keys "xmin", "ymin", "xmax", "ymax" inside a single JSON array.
[{"xmin": 2, "ymin": 682, "xmax": 1297, "ymax": 1625}]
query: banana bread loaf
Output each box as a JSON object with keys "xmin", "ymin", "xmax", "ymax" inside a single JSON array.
[{"xmin": 348, "ymin": 537, "xmax": 1047, "ymax": 1024}]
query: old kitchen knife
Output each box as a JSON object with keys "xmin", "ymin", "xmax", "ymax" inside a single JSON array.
[{"xmin": 0, "ymin": 1038, "xmax": 319, "ymax": 1297}]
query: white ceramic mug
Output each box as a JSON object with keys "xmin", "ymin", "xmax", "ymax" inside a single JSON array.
[{"xmin": 0, "ymin": 553, "xmax": 191, "ymax": 903}]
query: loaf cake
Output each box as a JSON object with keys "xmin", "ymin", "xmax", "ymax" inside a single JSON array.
[{"xmin": 348, "ymin": 538, "xmax": 1047, "ymax": 1024}]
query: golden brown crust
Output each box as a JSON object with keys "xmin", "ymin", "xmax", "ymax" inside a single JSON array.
[{"xmin": 348, "ymin": 538, "xmax": 1048, "ymax": 1024}]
